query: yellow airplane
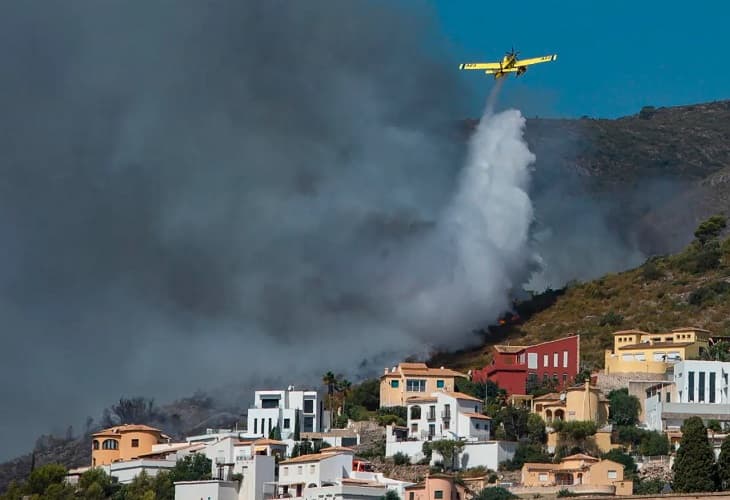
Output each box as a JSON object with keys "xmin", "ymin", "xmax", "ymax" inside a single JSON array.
[{"xmin": 459, "ymin": 48, "xmax": 557, "ymax": 79}]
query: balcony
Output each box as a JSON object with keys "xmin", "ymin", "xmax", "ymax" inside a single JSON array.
[
  {"xmin": 441, "ymin": 411, "xmax": 451, "ymax": 420},
  {"xmin": 426, "ymin": 412, "xmax": 437, "ymax": 421}
]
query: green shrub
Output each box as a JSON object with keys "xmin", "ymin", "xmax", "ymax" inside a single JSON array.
[
  {"xmin": 556, "ymin": 489, "xmax": 578, "ymax": 498},
  {"xmin": 688, "ymin": 281, "xmax": 730, "ymax": 306},
  {"xmin": 392, "ymin": 452, "xmax": 410, "ymax": 466},
  {"xmin": 598, "ymin": 311, "xmax": 623, "ymax": 327},
  {"xmin": 641, "ymin": 261, "xmax": 664, "ymax": 281}
]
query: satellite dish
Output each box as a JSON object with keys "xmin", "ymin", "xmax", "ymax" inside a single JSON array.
[{"xmin": 559, "ymin": 393, "xmax": 566, "ymax": 401}]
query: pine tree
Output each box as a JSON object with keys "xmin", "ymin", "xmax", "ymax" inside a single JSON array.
[
  {"xmin": 672, "ymin": 417, "xmax": 718, "ymax": 492},
  {"xmin": 718, "ymin": 434, "xmax": 730, "ymax": 490}
]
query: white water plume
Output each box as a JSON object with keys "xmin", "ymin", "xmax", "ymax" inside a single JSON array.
[{"xmin": 394, "ymin": 94, "xmax": 539, "ymax": 348}]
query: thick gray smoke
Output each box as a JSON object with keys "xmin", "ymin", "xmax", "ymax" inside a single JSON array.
[{"xmin": 0, "ymin": 1, "xmax": 542, "ymax": 458}]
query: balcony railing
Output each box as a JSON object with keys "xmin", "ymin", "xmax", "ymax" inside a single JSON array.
[
  {"xmin": 441, "ymin": 411, "xmax": 451, "ymax": 420},
  {"xmin": 427, "ymin": 412, "xmax": 436, "ymax": 421}
]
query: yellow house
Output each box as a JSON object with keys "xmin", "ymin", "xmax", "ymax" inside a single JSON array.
[
  {"xmin": 521, "ymin": 454, "xmax": 632, "ymax": 496},
  {"xmin": 91, "ymin": 424, "xmax": 169, "ymax": 466},
  {"xmin": 532, "ymin": 382, "xmax": 609, "ymax": 424},
  {"xmin": 604, "ymin": 327, "xmax": 710, "ymax": 374},
  {"xmin": 379, "ymin": 363, "xmax": 467, "ymax": 407}
]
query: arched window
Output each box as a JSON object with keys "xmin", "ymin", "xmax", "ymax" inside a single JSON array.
[
  {"xmin": 92, "ymin": 440, "xmax": 100, "ymax": 450},
  {"xmin": 410, "ymin": 406, "xmax": 421, "ymax": 420},
  {"xmin": 102, "ymin": 439, "xmax": 119, "ymax": 450},
  {"xmin": 545, "ymin": 410, "xmax": 553, "ymax": 422}
]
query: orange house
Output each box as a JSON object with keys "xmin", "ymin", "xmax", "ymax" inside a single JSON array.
[
  {"xmin": 404, "ymin": 474, "xmax": 467, "ymax": 500},
  {"xmin": 91, "ymin": 424, "xmax": 170, "ymax": 466}
]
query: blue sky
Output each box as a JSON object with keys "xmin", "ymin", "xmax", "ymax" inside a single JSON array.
[{"xmin": 432, "ymin": 0, "xmax": 730, "ymax": 118}]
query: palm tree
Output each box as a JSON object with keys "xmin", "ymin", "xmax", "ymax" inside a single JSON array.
[{"xmin": 322, "ymin": 372, "xmax": 337, "ymax": 426}]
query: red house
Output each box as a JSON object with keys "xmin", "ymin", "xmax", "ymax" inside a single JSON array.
[{"xmin": 471, "ymin": 335, "xmax": 580, "ymax": 396}]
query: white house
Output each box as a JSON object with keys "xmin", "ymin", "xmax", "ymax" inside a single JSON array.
[
  {"xmin": 246, "ymin": 387, "xmax": 323, "ymax": 440},
  {"xmin": 405, "ymin": 391, "xmax": 491, "ymax": 442},
  {"xmin": 174, "ymin": 480, "xmax": 239, "ymax": 500},
  {"xmin": 274, "ymin": 450, "xmax": 354, "ymax": 497},
  {"xmin": 385, "ymin": 391, "xmax": 513, "ymax": 470},
  {"xmin": 644, "ymin": 360, "xmax": 730, "ymax": 431},
  {"xmin": 267, "ymin": 449, "xmax": 395, "ymax": 500},
  {"xmin": 175, "ymin": 455, "xmax": 275, "ymax": 500}
]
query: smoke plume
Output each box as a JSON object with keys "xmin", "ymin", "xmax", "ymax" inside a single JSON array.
[{"xmin": 0, "ymin": 1, "xmax": 544, "ymax": 458}]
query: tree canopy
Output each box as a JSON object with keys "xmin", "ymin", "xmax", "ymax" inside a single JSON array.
[
  {"xmin": 608, "ymin": 388, "xmax": 640, "ymax": 426},
  {"xmin": 672, "ymin": 417, "xmax": 718, "ymax": 493}
]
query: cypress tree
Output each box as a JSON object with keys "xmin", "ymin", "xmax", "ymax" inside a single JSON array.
[
  {"xmin": 718, "ymin": 434, "xmax": 730, "ymax": 490},
  {"xmin": 672, "ymin": 417, "xmax": 718, "ymax": 492},
  {"xmin": 293, "ymin": 409, "xmax": 301, "ymax": 441}
]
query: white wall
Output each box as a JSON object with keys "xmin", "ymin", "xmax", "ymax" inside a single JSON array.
[
  {"xmin": 385, "ymin": 441, "xmax": 426, "ymax": 463},
  {"xmin": 106, "ymin": 459, "xmax": 176, "ymax": 484},
  {"xmin": 238, "ymin": 455, "xmax": 275, "ymax": 500},
  {"xmin": 432, "ymin": 441, "xmax": 516, "ymax": 471},
  {"xmin": 174, "ymin": 480, "xmax": 238, "ymax": 500}
]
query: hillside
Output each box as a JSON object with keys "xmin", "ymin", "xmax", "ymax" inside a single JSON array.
[
  {"xmin": 0, "ymin": 394, "xmax": 243, "ymax": 492},
  {"xmin": 431, "ymin": 222, "xmax": 730, "ymax": 373},
  {"xmin": 522, "ymin": 100, "xmax": 730, "ymax": 255}
]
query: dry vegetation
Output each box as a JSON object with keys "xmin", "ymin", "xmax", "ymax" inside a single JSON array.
[{"xmin": 432, "ymin": 234, "xmax": 730, "ymax": 372}]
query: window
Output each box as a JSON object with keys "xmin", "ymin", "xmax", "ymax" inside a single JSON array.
[
  {"xmin": 410, "ymin": 406, "xmax": 421, "ymax": 419},
  {"xmin": 410, "ymin": 493, "xmax": 415, "ymax": 500},
  {"xmin": 131, "ymin": 439, "xmax": 139, "ymax": 448},
  {"xmin": 666, "ymin": 392, "xmax": 670, "ymax": 403},
  {"xmin": 710, "ymin": 372, "xmax": 716, "ymax": 403},
  {"xmin": 411, "ymin": 423, "xmax": 418, "ymax": 433},
  {"xmin": 608, "ymin": 470, "xmax": 617, "ymax": 480},
  {"xmin": 406, "ymin": 379, "xmax": 427, "ymax": 392},
  {"xmin": 391, "ymin": 380, "xmax": 399, "ymax": 388},
  {"xmin": 528, "ymin": 353, "xmax": 537, "ymax": 369},
  {"xmin": 283, "ymin": 467, "xmax": 289, "ymax": 476},
  {"xmin": 538, "ymin": 473, "xmax": 548, "ymax": 482},
  {"xmin": 93, "ymin": 440, "xmax": 99, "ymax": 450},
  {"xmin": 303, "ymin": 399, "xmax": 314, "ymax": 413},
  {"xmin": 303, "ymin": 416, "xmax": 314, "ymax": 432},
  {"xmin": 543, "ymin": 354, "xmax": 548, "ymax": 367},
  {"xmin": 268, "ymin": 418, "xmax": 273, "ymax": 434},
  {"xmin": 428, "ymin": 406, "xmax": 436, "ymax": 420},
  {"xmin": 436, "ymin": 380, "xmax": 445, "ymax": 389},
  {"xmin": 297, "ymin": 466, "xmax": 303, "ymax": 475},
  {"xmin": 562, "ymin": 374, "xmax": 567, "ymax": 385},
  {"xmin": 563, "ymin": 351, "xmax": 569, "ymax": 368},
  {"xmin": 688, "ymin": 371, "xmax": 695, "ymax": 401},
  {"xmin": 261, "ymin": 398, "xmax": 278, "ymax": 409},
  {"xmin": 519, "ymin": 353, "xmax": 525, "ymax": 365},
  {"xmin": 444, "ymin": 420, "xmax": 450, "ymax": 430},
  {"xmin": 475, "ymin": 423, "xmax": 480, "ymax": 430},
  {"xmin": 102, "ymin": 439, "xmax": 118, "ymax": 450},
  {"xmin": 553, "ymin": 352, "xmax": 558, "ymax": 367},
  {"xmin": 434, "ymin": 491, "xmax": 443, "ymax": 499},
  {"xmin": 699, "ymin": 372, "xmax": 706, "ymax": 402},
  {"xmin": 310, "ymin": 465, "xmax": 316, "ymax": 474},
  {"xmin": 254, "ymin": 419, "xmax": 257, "ymax": 434},
  {"xmin": 543, "ymin": 373, "xmax": 549, "ymax": 384},
  {"xmin": 284, "ymin": 418, "xmax": 291, "ymax": 429}
]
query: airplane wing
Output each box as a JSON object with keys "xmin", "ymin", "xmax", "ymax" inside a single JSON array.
[
  {"xmin": 459, "ymin": 62, "xmax": 501, "ymax": 70},
  {"xmin": 513, "ymin": 54, "xmax": 557, "ymax": 67}
]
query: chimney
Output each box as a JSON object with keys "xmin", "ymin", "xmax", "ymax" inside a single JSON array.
[
  {"xmin": 392, "ymin": 366, "xmax": 396, "ymax": 373},
  {"xmin": 384, "ymin": 368, "xmax": 389, "ymax": 375}
]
